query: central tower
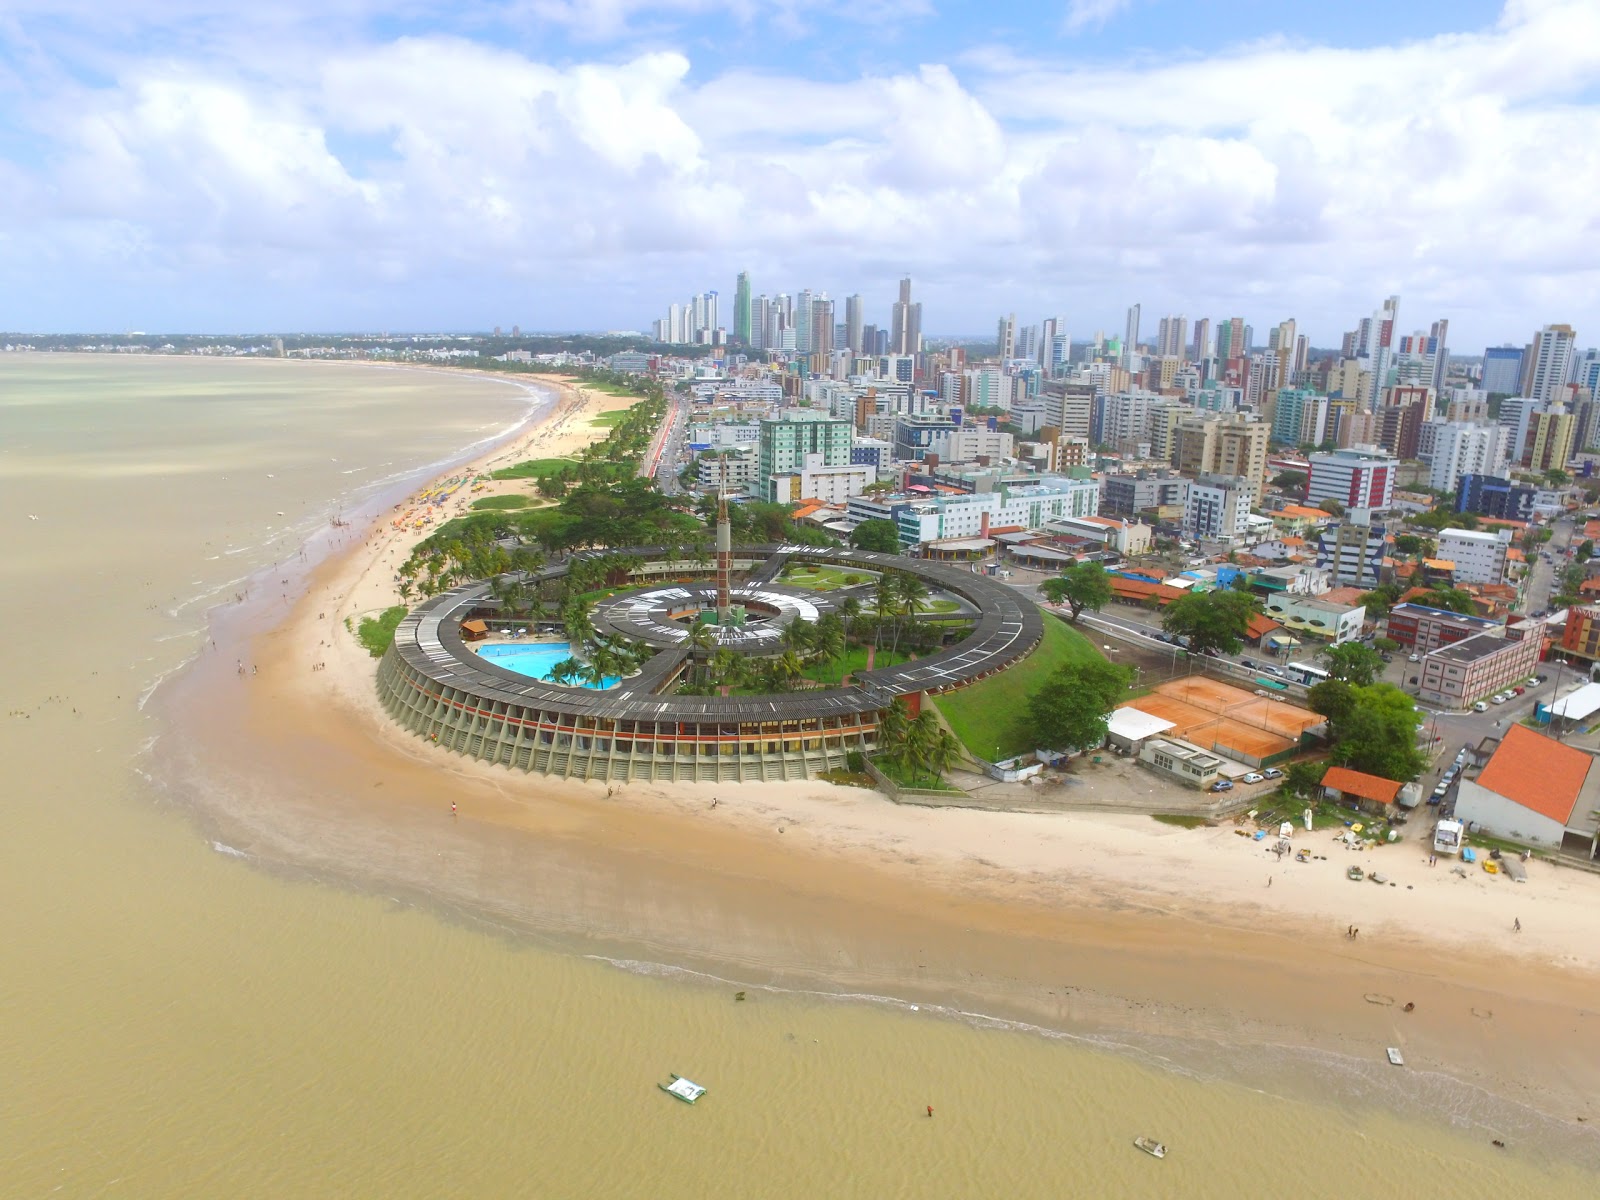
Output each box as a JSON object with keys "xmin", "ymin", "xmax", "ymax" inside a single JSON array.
[{"xmin": 715, "ymin": 469, "xmax": 732, "ymax": 624}]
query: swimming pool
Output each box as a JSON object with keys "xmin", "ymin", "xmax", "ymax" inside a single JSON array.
[{"xmin": 475, "ymin": 642, "xmax": 619, "ymax": 689}]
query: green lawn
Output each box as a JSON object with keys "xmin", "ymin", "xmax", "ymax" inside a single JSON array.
[
  {"xmin": 582, "ymin": 381, "xmax": 640, "ymax": 398},
  {"xmin": 801, "ymin": 643, "xmax": 911, "ymax": 687},
  {"xmin": 781, "ymin": 564, "xmax": 875, "ymax": 591},
  {"xmin": 932, "ymin": 616, "xmax": 1102, "ymax": 760},
  {"xmin": 926, "ymin": 598, "xmax": 962, "ymax": 613},
  {"xmin": 589, "ymin": 408, "xmax": 631, "ymax": 426},
  {"xmin": 470, "ymin": 494, "xmax": 534, "ymax": 510},
  {"xmin": 490, "ymin": 457, "xmax": 575, "ymax": 481},
  {"xmin": 357, "ymin": 606, "xmax": 408, "ymax": 657}
]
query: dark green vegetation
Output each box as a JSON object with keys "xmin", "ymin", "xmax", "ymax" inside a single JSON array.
[
  {"xmin": 848, "ymin": 519, "xmax": 901, "ymax": 554},
  {"xmin": 1161, "ymin": 589, "xmax": 1257, "ymax": 657},
  {"xmin": 1309, "ymin": 680, "xmax": 1425, "ymax": 782},
  {"xmin": 1151, "ymin": 813, "xmax": 1210, "ymax": 829},
  {"xmin": 1319, "ymin": 641, "xmax": 1383, "ymax": 686},
  {"xmin": 1039, "ymin": 561, "xmax": 1113, "ymax": 622},
  {"xmin": 933, "ymin": 618, "xmax": 1102, "ymax": 760},
  {"xmin": 1406, "ymin": 587, "xmax": 1476, "ymax": 615},
  {"xmin": 490, "ymin": 457, "xmax": 575, "ymax": 481},
  {"xmin": 357, "ymin": 606, "xmax": 409, "ymax": 657},
  {"xmin": 1026, "ymin": 658, "xmax": 1136, "ymax": 752}
]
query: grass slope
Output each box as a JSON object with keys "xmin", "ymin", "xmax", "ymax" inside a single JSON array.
[
  {"xmin": 470, "ymin": 494, "xmax": 534, "ymax": 510},
  {"xmin": 358, "ymin": 606, "xmax": 409, "ymax": 657},
  {"xmin": 932, "ymin": 616, "xmax": 1102, "ymax": 760},
  {"xmin": 490, "ymin": 457, "xmax": 575, "ymax": 481}
]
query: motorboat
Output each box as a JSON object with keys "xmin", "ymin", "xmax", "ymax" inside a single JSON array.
[
  {"xmin": 1133, "ymin": 1136, "xmax": 1166, "ymax": 1159},
  {"xmin": 658, "ymin": 1074, "xmax": 707, "ymax": 1104},
  {"xmin": 1387, "ymin": 1047, "xmax": 1405, "ymax": 1067},
  {"xmin": 1347, "ymin": 866, "xmax": 1365, "ymax": 881}
]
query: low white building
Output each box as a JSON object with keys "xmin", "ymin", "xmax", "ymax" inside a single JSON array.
[
  {"xmin": 766, "ymin": 460, "xmax": 877, "ymax": 506},
  {"xmin": 695, "ymin": 449, "xmax": 757, "ymax": 491},
  {"xmin": 1045, "ymin": 514, "xmax": 1153, "ymax": 556},
  {"xmin": 1452, "ymin": 725, "xmax": 1600, "ymax": 852},
  {"xmin": 1260, "ymin": 593, "xmax": 1366, "ymax": 644}
]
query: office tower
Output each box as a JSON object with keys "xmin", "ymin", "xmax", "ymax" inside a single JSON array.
[
  {"xmin": 751, "ymin": 295, "xmax": 769, "ymax": 351},
  {"xmin": 844, "ymin": 294, "xmax": 864, "ymax": 354},
  {"xmin": 997, "ymin": 313, "xmax": 1017, "ymax": 360},
  {"xmin": 1527, "ymin": 324, "xmax": 1577, "ymax": 404},
  {"xmin": 1191, "ymin": 318, "xmax": 1210, "ymax": 364},
  {"xmin": 1472, "ymin": 345, "xmax": 1523, "ymax": 396},
  {"xmin": 890, "ymin": 277, "xmax": 922, "ymax": 356},
  {"xmin": 810, "ymin": 295, "xmax": 834, "ymax": 358},
  {"xmin": 1123, "ymin": 304, "xmax": 1141, "ymax": 369},
  {"xmin": 1157, "ymin": 315, "xmax": 1188, "ymax": 359},
  {"xmin": 733, "ymin": 271, "xmax": 752, "ymax": 344}
]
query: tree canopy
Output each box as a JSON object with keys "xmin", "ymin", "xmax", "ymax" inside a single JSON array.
[
  {"xmin": 1409, "ymin": 587, "xmax": 1475, "ymax": 615},
  {"xmin": 1271, "ymin": 470, "xmax": 1307, "ymax": 493},
  {"xmin": 1027, "ymin": 659, "xmax": 1135, "ymax": 752},
  {"xmin": 849, "ymin": 519, "xmax": 902, "ymax": 554},
  {"xmin": 1039, "ymin": 561, "xmax": 1113, "ymax": 622},
  {"xmin": 1327, "ymin": 683, "xmax": 1426, "ymax": 781},
  {"xmin": 1320, "ymin": 642, "xmax": 1383, "ymax": 686},
  {"xmin": 1160, "ymin": 590, "xmax": 1257, "ymax": 657}
]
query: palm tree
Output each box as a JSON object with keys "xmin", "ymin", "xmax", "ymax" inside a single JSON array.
[
  {"xmin": 585, "ymin": 644, "xmax": 620, "ymax": 689},
  {"xmin": 686, "ymin": 620, "xmax": 718, "ymax": 685},
  {"xmin": 839, "ymin": 595, "xmax": 862, "ymax": 646},
  {"xmin": 891, "ymin": 574, "xmax": 928, "ymax": 660},
  {"xmin": 905, "ymin": 710, "xmax": 940, "ymax": 785},
  {"xmin": 771, "ymin": 650, "xmax": 805, "ymax": 691},
  {"xmin": 925, "ymin": 730, "xmax": 963, "ymax": 785},
  {"xmin": 548, "ymin": 657, "xmax": 585, "ymax": 687},
  {"xmin": 876, "ymin": 697, "xmax": 909, "ymax": 762},
  {"xmin": 872, "ymin": 575, "xmax": 895, "ymax": 649},
  {"xmin": 782, "ymin": 618, "xmax": 812, "ymax": 656},
  {"xmin": 811, "ymin": 613, "xmax": 846, "ymax": 684}
]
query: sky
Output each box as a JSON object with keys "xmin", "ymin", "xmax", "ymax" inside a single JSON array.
[{"xmin": 0, "ymin": 0, "xmax": 1597, "ymax": 348}]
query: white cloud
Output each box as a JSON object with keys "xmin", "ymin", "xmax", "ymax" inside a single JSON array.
[
  {"xmin": 2, "ymin": 1, "xmax": 1600, "ymax": 342},
  {"xmin": 1062, "ymin": 0, "xmax": 1133, "ymax": 34}
]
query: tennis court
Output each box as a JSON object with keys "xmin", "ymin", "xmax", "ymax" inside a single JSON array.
[{"xmin": 1117, "ymin": 675, "xmax": 1325, "ymax": 765}]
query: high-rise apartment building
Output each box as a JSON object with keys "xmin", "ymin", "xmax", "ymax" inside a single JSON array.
[
  {"xmin": 1174, "ymin": 414, "xmax": 1269, "ymax": 500},
  {"xmin": 810, "ymin": 296, "xmax": 834, "ymax": 359},
  {"xmin": 756, "ymin": 415, "xmax": 853, "ymax": 502},
  {"xmin": 733, "ymin": 271, "xmax": 752, "ymax": 344},
  {"xmin": 1123, "ymin": 304, "xmax": 1141, "ymax": 370},
  {"xmin": 1526, "ymin": 404, "xmax": 1577, "ymax": 472},
  {"xmin": 1214, "ymin": 317, "xmax": 1245, "ymax": 365},
  {"xmin": 1191, "ymin": 318, "xmax": 1210, "ymax": 365},
  {"xmin": 1428, "ymin": 422, "xmax": 1507, "ymax": 493},
  {"xmin": 1307, "ymin": 446, "xmax": 1397, "ymax": 512},
  {"xmin": 997, "ymin": 313, "xmax": 1017, "ymax": 361},
  {"xmin": 1527, "ymin": 324, "xmax": 1577, "ymax": 404},
  {"xmin": 751, "ymin": 295, "xmax": 769, "ymax": 351},
  {"xmin": 794, "ymin": 289, "xmax": 813, "ymax": 354},
  {"xmin": 844, "ymin": 294, "xmax": 864, "ymax": 354},
  {"xmin": 1157, "ymin": 315, "xmax": 1188, "ymax": 359},
  {"xmin": 890, "ymin": 277, "xmax": 922, "ymax": 356}
]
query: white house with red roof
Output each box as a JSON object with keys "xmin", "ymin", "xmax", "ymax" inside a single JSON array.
[{"xmin": 1453, "ymin": 726, "xmax": 1600, "ymax": 856}]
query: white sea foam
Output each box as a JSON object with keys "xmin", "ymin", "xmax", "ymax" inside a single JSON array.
[{"xmin": 210, "ymin": 841, "xmax": 249, "ymax": 859}]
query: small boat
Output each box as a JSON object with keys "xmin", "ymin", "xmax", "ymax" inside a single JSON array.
[
  {"xmin": 1370, "ymin": 872, "xmax": 1389, "ymax": 885},
  {"xmin": 1347, "ymin": 866, "xmax": 1365, "ymax": 881},
  {"xmin": 1133, "ymin": 1136, "xmax": 1166, "ymax": 1159},
  {"xmin": 658, "ymin": 1074, "xmax": 707, "ymax": 1104},
  {"xmin": 1387, "ymin": 1047, "xmax": 1405, "ymax": 1066}
]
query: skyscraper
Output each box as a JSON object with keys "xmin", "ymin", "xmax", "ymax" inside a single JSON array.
[
  {"xmin": 1123, "ymin": 304, "xmax": 1141, "ymax": 369},
  {"xmin": 1430, "ymin": 318, "xmax": 1450, "ymax": 392},
  {"xmin": 1157, "ymin": 315, "xmax": 1187, "ymax": 359},
  {"xmin": 1481, "ymin": 346, "xmax": 1524, "ymax": 396},
  {"xmin": 810, "ymin": 295, "xmax": 834, "ymax": 358},
  {"xmin": 1215, "ymin": 317, "xmax": 1245, "ymax": 364},
  {"xmin": 890, "ymin": 277, "xmax": 921, "ymax": 356},
  {"xmin": 844, "ymin": 294, "xmax": 864, "ymax": 354},
  {"xmin": 733, "ymin": 271, "xmax": 752, "ymax": 345},
  {"xmin": 795, "ymin": 289, "xmax": 814, "ymax": 354},
  {"xmin": 751, "ymin": 295, "xmax": 769, "ymax": 351},
  {"xmin": 997, "ymin": 313, "xmax": 1017, "ymax": 360},
  {"xmin": 1191, "ymin": 318, "xmax": 1210, "ymax": 364},
  {"xmin": 1528, "ymin": 324, "xmax": 1577, "ymax": 404}
]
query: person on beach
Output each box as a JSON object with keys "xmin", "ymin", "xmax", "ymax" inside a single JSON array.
[{"xmin": 1515, "ymin": 918, "xmax": 1521, "ymax": 932}]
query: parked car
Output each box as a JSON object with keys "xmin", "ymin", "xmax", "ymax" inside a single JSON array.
[
  {"xmin": 1210, "ymin": 779, "xmax": 1234, "ymax": 792},
  {"xmin": 1380, "ymin": 653, "xmax": 1393, "ymax": 663},
  {"xmin": 1240, "ymin": 658, "xmax": 1257, "ymax": 669},
  {"xmin": 1513, "ymin": 686, "xmax": 1526, "ymax": 696},
  {"xmin": 1491, "ymin": 694, "xmax": 1508, "ymax": 704},
  {"xmin": 1536, "ymin": 674, "xmax": 1548, "ymax": 684},
  {"xmin": 1265, "ymin": 666, "xmax": 1284, "ymax": 677},
  {"xmin": 1473, "ymin": 700, "xmax": 1489, "ymax": 712},
  {"xmin": 1242, "ymin": 772, "xmax": 1265, "ymax": 784},
  {"xmin": 1262, "ymin": 767, "xmax": 1284, "ymax": 780},
  {"xmin": 1407, "ymin": 653, "xmax": 1421, "ymax": 662},
  {"xmin": 1527, "ymin": 677, "xmax": 1540, "ymax": 686}
]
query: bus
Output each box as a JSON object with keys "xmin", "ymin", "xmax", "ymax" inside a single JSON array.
[
  {"xmin": 1285, "ymin": 662, "xmax": 1330, "ymax": 686},
  {"xmin": 1254, "ymin": 677, "xmax": 1289, "ymax": 692}
]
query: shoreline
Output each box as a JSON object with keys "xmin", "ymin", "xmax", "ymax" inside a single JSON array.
[{"xmin": 153, "ymin": 383, "xmax": 1600, "ymax": 1152}]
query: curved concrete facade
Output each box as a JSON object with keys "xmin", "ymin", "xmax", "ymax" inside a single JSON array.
[{"xmin": 376, "ymin": 544, "xmax": 1043, "ymax": 782}]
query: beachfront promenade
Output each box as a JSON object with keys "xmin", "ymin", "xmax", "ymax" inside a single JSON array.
[{"xmin": 376, "ymin": 545, "xmax": 1042, "ymax": 782}]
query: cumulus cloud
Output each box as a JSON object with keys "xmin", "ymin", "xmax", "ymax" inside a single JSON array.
[
  {"xmin": 1, "ymin": 0, "xmax": 1599, "ymax": 341},
  {"xmin": 1062, "ymin": 0, "xmax": 1134, "ymax": 34}
]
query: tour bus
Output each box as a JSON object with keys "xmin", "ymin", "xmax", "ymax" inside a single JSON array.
[{"xmin": 1285, "ymin": 662, "xmax": 1330, "ymax": 686}]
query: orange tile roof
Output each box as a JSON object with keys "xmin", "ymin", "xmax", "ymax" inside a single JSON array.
[
  {"xmin": 1108, "ymin": 576, "xmax": 1188, "ymax": 605},
  {"xmin": 1321, "ymin": 766, "xmax": 1403, "ymax": 805},
  {"xmin": 1475, "ymin": 725, "xmax": 1590, "ymax": 825},
  {"xmin": 1246, "ymin": 613, "xmax": 1281, "ymax": 639},
  {"xmin": 1281, "ymin": 536, "xmax": 1305, "ymax": 547},
  {"xmin": 1423, "ymin": 558, "xmax": 1455, "ymax": 570},
  {"xmin": 1277, "ymin": 504, "xmax": 1333, "ymax": 519},
  {"xmin": 1322, "ymin": 587, "xmax": 1367, "ymax": 605},
  {"xmin": 1585, "ymin": 519, "xmax": 1600, "ymax": 540},
  {"xmin": 1578, "ymin": 577, "xmax": 1600, "ymax": 594}
]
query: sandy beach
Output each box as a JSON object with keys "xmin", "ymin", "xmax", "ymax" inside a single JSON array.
[{"xmin": 197, "ymin": 383, "xmax": 1600, "ymax": 1135}]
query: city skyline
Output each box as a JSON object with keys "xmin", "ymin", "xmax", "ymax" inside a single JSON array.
[{"xmin": 0, "ymin": 1, "xmax": 1597, "ymax": 343}]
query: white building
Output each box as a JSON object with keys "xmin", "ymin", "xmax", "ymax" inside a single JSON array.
[
  {"xmin": 1306, "ymin": 446, "xmax": 1397, "ymax": 513},
  {"xmin": 1437, "ymin": 527, "xmax": 1512, "ymax": 585},
  {"xmin": 928, "ymin": 427, "xmax": 1014, "ymax": 462},
  {"xmin": 1453, "ymin": 725, "xmax": 1600, "ymax": 851},
  {"xmin": 695, "ymin": 449, "xmax": 757, "ymax": 491},
  {"xmin": 1260, "ymin": 593, "xmax": 1366, "ymax": 644},
  {"xmin": 1045, "ymin": 514, "xmax": 1153, "ymax": 556},
  {"xmin": 1184, "ymin": 474, "xmax": 1252, "ymax": 542},
  {"xmin": 766, "ymin": 461, "xmax": 878, "ymax": 506},
  {"xmin": 896, "ymin": 478, "xmax": 1100, "ymax": 547},
  {"xmin": 1528, "ymin": 324, "xmax": 1577, "ymax": 404},
  {"xmin": 1428, "ymin": 422, "xmax": 1507, "ymax": 493}
]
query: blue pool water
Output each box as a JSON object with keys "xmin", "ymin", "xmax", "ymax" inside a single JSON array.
[{"xmin": 475, "ymin": 642, "xmax": 620, "ymax": 688}]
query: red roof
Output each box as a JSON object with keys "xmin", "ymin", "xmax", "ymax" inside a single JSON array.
[
  {"xmin": 1321, "ymin": 766, "xmax": 1403, "ymax": 805},
  {"xmin": 1108, "ymin": 576, "xmax": 1188, "ymax": 605},
  {"xmin": 1322, "ymin": 587, "xmax": 1367, "ymax": 605},
  {"xmin": 1246, "ymin": 613, "xmax": 1281, "ymax": 639},
  {"xmin": 1474, "ymin": 725, "xmax": 1590, "ymax": 825}
]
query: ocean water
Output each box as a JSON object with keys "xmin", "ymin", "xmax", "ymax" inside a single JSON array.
[{"xmin": 0, "ymin": 355, "xmax": 1593, "ymax": 1199}]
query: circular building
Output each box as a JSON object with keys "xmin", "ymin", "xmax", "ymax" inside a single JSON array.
[{"xmin": 376, "ymin": 544, "xmax": 1042, "ymax": 782}]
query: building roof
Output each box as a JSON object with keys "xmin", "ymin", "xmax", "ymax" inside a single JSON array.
[
  {"xmin": 1107, "ymin": 707, "xmax": 1177, "ymax": 742},
  {"xmin": 1423, "ymin": 558, "xmax": 1455, "ymax": 570},
  {"xmin": 1321, "ymin": 766, "xmax": 1404, "ymax": 805},
  {"xmin": 1474, "ymin": 725, "xmax": 1591, "ymax": 825},
  {"xmin": 1276, "ymin": 505, "xmax": 1334, "ymax": 520},
  {"xmin": 1546, "ymin": 682, "xmax": 1600, "ymax": 722},
  {"xmin": 1108, "ymin": 576, "xmax": 1189, "ymax": 605},
  {"xmin": 1246, "ymin": 613, "xmax": 1282, "ymax": 639},
  {"xmin": 1322, "ymin": 587, "xmax": 1367, "ymax": 605}
]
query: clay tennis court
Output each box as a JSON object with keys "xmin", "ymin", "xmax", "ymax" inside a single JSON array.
[{"xmin": 1117, "ymin": 676, "xmax": 1325, "ymax": 763}]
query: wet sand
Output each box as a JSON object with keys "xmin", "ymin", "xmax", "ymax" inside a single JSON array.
[{"xmin": 164, "ymin": 385, "xmax": 1600, "ymax": 1143}]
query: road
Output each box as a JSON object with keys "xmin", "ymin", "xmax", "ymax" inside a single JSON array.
[
  {"xmin": 1522, "ymin": 515, "xmax": 1574, "ymax": 615},
  {"xmin": 649, "ymin": 394, "xmax": 692, "ymax": 495}
]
